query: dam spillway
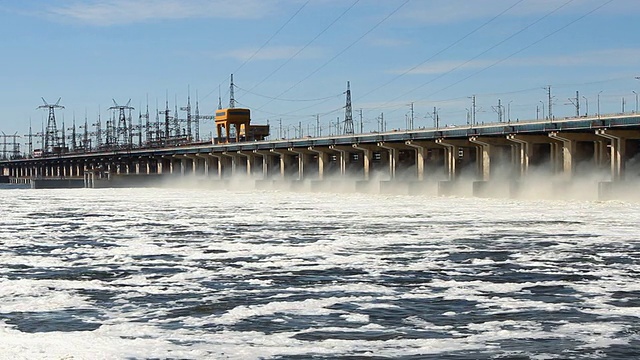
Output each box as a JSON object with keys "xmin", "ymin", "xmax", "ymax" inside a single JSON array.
[{"xmin": 2, "ymin": 113, "xmax": 640, "ymax": 200}]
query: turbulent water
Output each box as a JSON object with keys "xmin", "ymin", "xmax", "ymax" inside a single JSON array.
[{"xmin": 0, "ymin": 185, "xmax": 639, "ymax": 359}]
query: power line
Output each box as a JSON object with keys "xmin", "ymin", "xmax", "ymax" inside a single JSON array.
[
  {"xmin": 418, "ymin": 0, "xmax": 615, "ymax": 103},
  {"xmin": 357, "ymin": 0, "xmax": 526, "ymax": 102},
  {"xmin": 249, "ymin": 0, "xmax": 361, "ymax": 93},
  {"xmin": 199, "ymin": 1, "xmax": 312, "ymax": 103},
  {"xmin": 256, "ymin": 0, "xmax": 410, "ymax": 112},
  {"xmin": 234, "ymin": 0, "xmax": 311, "ymax": 76},
  {"xmin": 377, "ymin": 0, "xmax": 577, "ymax": 109},
  {"xmin": 235, "ymin": 85, "xmax": 343, "ymax": 102}
]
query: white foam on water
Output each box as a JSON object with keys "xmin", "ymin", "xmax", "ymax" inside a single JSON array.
[{"xmin": 1, "ymin": 188, "xmax": 640, "ymax": 358}]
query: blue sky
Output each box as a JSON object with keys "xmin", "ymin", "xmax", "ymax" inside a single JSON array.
[{"xmin": 1, "ymin": 0, "xmax": 639, "ymax": 142}]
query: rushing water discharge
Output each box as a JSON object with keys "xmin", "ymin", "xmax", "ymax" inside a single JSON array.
[{"xmin": 0, "ymin": 186, "xmax": 639, "ymax": 359}]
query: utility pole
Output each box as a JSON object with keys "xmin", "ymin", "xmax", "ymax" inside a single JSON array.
[
  {"xmin": 316, "ymin": 114, "xmax": 320, "ymax": 137},
  {"xmin": 492, "ymin": 99, "xmax": 503, "ymax": 123},
  {"xmin": 567, "ymin": 91, "xmax": 580, "ymax": 117},
  {"xmin": 545, "ymin": 85, "xmax": 553, "ymax": 120},
  {"xmin": 141, "ymin": 98, "xmax": 150, "ymax": 145},
  {"xmin": 160, "ymin": 96, "xmax": 171, "ymax": 145},
  {"xmin": 378, "ymin": 112, "xmax": 385, "ymax": 132},
  {"xmin": 60, "ymin": 119, "xmax": 66, "ymax": 151},
  {"xmin": 470, "ymin": 95, "xmax": 477, "ymax": 126},
  {"xmin": 174, "ymin": 95, "xmax": 180, "ymax": 138},
  {"xmin": 597, "ymin": 91, "xmax": 603, "ymax": 118},
  {"xmin": 24, "ymin": 119, "xmax": 33, "ymax": 156},
  {"xmin": 193, "ymin": 93, "xmax": 213, "ymax": 142},
  {"xmin": 358, "ymin": 109, "xmax": 363, "ymax": 133},
  {"xmin": 69, "ymin": 115, "xmax": 77, "ymax": 151},
  {"xmin": 343, "ymin": 81, "xmax": 354, "ymax": 134},
  {"xmin": 94, "ymin": 109, "xmax": 102, "ymax": 149},
  {"xmin": 408, "ymin": 102, "xmax": 414, "ymax": 130},
  {"xmin": 180, "ymin": 87, "xmax": 193, "ymax": 141},
  {"xmin": 10, "ymin": 133, "xmax": 20, "ymax": 159},
  {"xmin": 82, "ymin": 112, "xmax": 90, "ymax": 151}
]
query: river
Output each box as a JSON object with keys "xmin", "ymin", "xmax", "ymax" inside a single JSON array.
[{"xmin": 0, "ymin": 186, "xmax": 639, "ymax": 359}]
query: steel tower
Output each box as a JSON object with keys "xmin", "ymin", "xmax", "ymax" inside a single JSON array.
[
  {"xmin": 38, "ymin": 98, "xmax": 64, "ymax": 153},
  {"xmin": 109, "ymin": 99, "xmax": 134, "ymax": 147},
  {"xmin": 343, "ymin": 82, "xmax": 354, "ymax": 135}
]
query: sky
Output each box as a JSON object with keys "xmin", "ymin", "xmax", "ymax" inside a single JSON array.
[{"xmin": 1, "ymin": 0, "xmax": 639, "ymax": 144}]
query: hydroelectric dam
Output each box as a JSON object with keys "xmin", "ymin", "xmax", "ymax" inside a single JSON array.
[{"xmin": 2, "ymin": 113, "xmax": 640, "ymax": 201}]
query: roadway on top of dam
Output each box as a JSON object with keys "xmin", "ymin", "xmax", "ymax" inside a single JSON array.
[{"xmin": 5, "ymin": 113, "xmax": 640, "ymax": 164}]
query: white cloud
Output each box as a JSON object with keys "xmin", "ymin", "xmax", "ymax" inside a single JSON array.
[
  {"xmin": 367, "ymin": 37, "xmax": 411, "ymax": 48},
  {"xmin": 46, "ymin": 0, "xmax": 279, "ymax": 26},
  {"xmin": 390, "ymin": 59, "xmax": 494, "ymax": 75},
  {"xmin": 396, "ymin": 0, "xmax": 640, "ymax": 25},
  {"xmin": 391, "ymin": 48, "xmax": 640, "ymax": 75},
  {"xmin": 216, "ymin": 45, "xmax": 324, "ymax": 61}
]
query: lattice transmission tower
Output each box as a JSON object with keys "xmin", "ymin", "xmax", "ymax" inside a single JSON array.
[
  {"xmin": 343, "ymin": 81, "xmax": 354, "ymax": 135},
  {"xmin": 109, "ymin": 99, "xmax": 134, "ymax": 147},
  {"xmin": 37, "ymin": 97, "xmax": 64, "ymax": 153}
]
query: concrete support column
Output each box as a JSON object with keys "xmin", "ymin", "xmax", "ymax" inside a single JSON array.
[
  {"xmin": 468, "ymin": 136, "xmax": 515, "ymax": 181},
  {"xmin": 549, "ymin": 132, "xmax": 603, "ymax": 180},
  {"xmin": 594, "ymin": 141, "xmax": 607, "ymax": 168},
  {"xmin": 377, "ymin": 142, "xmax": 404, "ymax": 180},
  {"xmin": 222, "ymin": 151, "xmax": 243, "ymax": 177},
  {"xmin": 469, "ymin": 137, "xmax": 491, "ymax": 181},
  {"xmin": 329, "ymin": 145, "xmax": 353, "ymax": 177},
  {"xmin": 196, "ymin": 154, "xmax": 215, "ymax": 177},
  {"xmin": 507, "ymin": 135, "xmax": 532, "ymax": 178},
  {"xmin": 180, "ymin": 156, "xmax": 188, "ymax": 176},
  {"xmin": 435, "ymin": 139, "xmax": 471, "ymax": 180},
  {"xmin": 157, "ymin": 159, "xmax": 164, "ymax": 174},
  {"xmin": 595, "ymin": 129, "xmax": 640, "ymax": 181},
  {"xmin": 238, "ymin": 151, "xmax": 256, "ymax": 177},
  {"xmin": 271, "ymin": 149, "xmax": 295, "ymax": 179},
  {"xmin": 308, "ymin": 147, "xmax": 331, "ymax": 180},
  {"xmin": 352, "ymin": 144, "xmax": 377, "ymax": 181},
  {"xmin": 405, "ymin": 140, "xmax": 438, "ymax": 181},
  {"xmin": 254, "ymin": 150, "xmax": 275, "ymax": 180},
  {"xmin": 289, "ymin": 148, "xmax": 315, "ymax": 181},
  {"xmin": 184, "ymin": 155, "xmax": 199, "ymax": 176},
  {"xmin": 209, "ymin": 154, "xmax": 226, "ymax": 179},
  {"xmin": 549, "ymin": 133, "xmax": 575, "ymax": 179}
]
